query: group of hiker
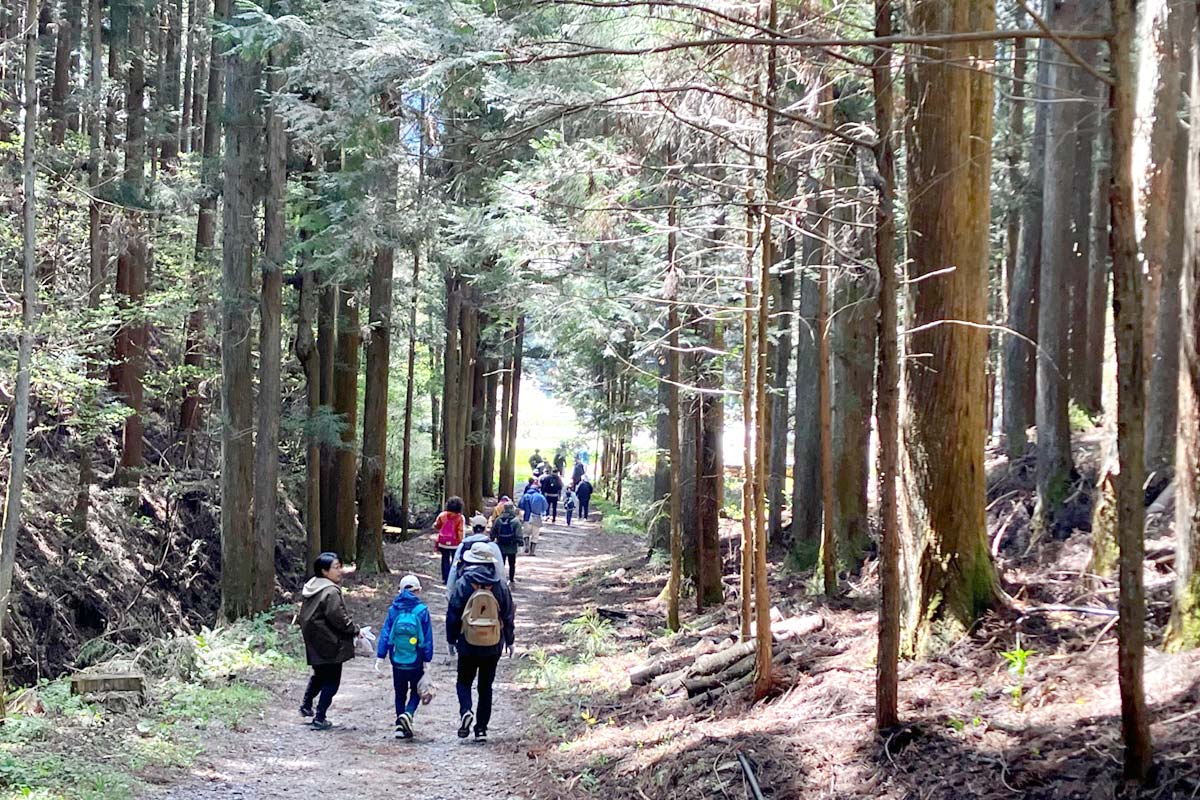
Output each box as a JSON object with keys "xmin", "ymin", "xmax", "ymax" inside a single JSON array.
[
  {"xmin": 294, "ymin": 446, "xmax": 596, "ymax": 742},
  {"xmin": 297, "ymin": 543, "xmax": 516, "ymax": 741}
]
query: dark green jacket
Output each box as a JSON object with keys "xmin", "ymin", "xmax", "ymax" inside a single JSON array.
[{"xmin": 298, "ymin": 578, "xmax": 357, "ymax": 666}]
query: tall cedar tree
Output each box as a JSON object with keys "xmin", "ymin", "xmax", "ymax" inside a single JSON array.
[{"xmin": 901, "ymin": 0, "xmax": 999, "ymax": 653}]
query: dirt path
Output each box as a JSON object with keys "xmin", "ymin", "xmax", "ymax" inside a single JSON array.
[{"xmin": 147, "ymin": 511, "xmax": 631, "ymax": 800}]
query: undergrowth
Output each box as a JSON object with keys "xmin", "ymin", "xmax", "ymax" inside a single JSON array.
[{"xmin": 0, "ymin": 611, "xmax": 301, "ymax": 799}]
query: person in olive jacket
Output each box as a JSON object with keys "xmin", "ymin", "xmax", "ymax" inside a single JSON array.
[{"xmin": 298, "ymin": 552, "xmax": 358, "ymax": 729}]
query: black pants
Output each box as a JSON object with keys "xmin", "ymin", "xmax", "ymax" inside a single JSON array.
[
  {"xmin": 456, "ymin": 651, "xmax": 501, "ymax": 733},
  {"xmin": 503, "ymin": 550, "xmax": 517, "ymax": 581},
  {"xmin": 392, "ymin": 662, "xmax": 424, "ymax": 718},
  {"xmin": 440, "ymin": 548, "xmax": 454, "ymax": 583},
  {"xmin": 580, "ymin": 499, "xmax": 590, "ymax": 519},
  {"xmin": 565, "ymin": 506, "xmax": 574, "ymax": 526},
  {"xmin": 303, "ymin": 662, "xmax": 343, "ymax": 720},
  {"xmin": 546, "ymin": 497, "xmax": 559, "ymax": 522}
]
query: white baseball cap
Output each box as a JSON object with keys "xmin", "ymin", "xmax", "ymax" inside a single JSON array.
[{"xmin": 399, "ymin": 574, "xmax": 422, "ymax": 593}]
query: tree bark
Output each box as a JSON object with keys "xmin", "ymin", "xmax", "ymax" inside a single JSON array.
[
  {"xmin": 653, "ymin": 351, "xmax": 672, "ymax": 551},
  {"xmin": 115, "ymin": 0, "xmax": 149, "ymax": 476},
  {"xmin": 466, "ymin": 311, "xmax": 486, "ymax": 515},
  {"xmin": 219, "ymin": 6, "xmax": 261, "ymax": 620},
  {"xmin": 501, "ymin": 315, "xmax": 525, "ymax": 499},
  {"xmin": 741, "ymin": 203, "xmax": 757, "ymax": 642},
  {"xmin": 791, "ymin": 175, "xmax": 825, "ymax": 555},
  {"xmin": 1087, "ymin": 121, "xmax": 1112, "ymax": 418},
  {"xmin": 666, "ymin": 197, "xmax": 683, "ymax": 630},
  {"xmin": 179, "ymin": 0, "xmax": 195, "ymax": 153},
  {"xmin": 158, "ymin": 0, "xmax": 182, "ymax": 169},
  {"xmin": 817, "ymin": 222, "xmax": 835, "ymax": 595},
  {"xmin": 318, "ymin": 282, "xmax": 338, "ymax": 551},
  {"xmin": 179, "ymin": 0, "xmax": 226, "ymax": 442},
  {"xmin": 1067, "ymin": 34, "xmax": 1101, "ymax": 413},
  {"xmin": 49, "ymin": 0, "xmax": 80, "ymax": 143},
  {"xmin": 357, "ymin": 102, "xmax": 398, "ymax": 575},
  {"xmin": 1003, "ymin": 30, "xmax": 1050, "ymax": 456},
  {"xmin": 695, "ymin": 317, "xmax": 723, "ymax": 609},
  {"xmin": 297, "ymin": 256, "xmax": 321, "ymax": 569},
  {"xmin": 400, "ymin": 245, "xmax": 420, "ymax": 530},
  {"xmin": 766, "ymin": 246, "xmax": 793, "ymax": 544},
  {"xmin": 332, "ymin": 286, "xmax": 360, "ymax": 562},
  {"xmin": 482, "ymin": 357, "xmax": 499, "ymax": 499},
  {"xmin": 1167, "ymin": 9, "xmax": 1200, "ymax": 651},
  {"xmin": 901, "ymin": 0, "xmax": 1000, "ymax": 653},
  {"xmin": 1035, "ymin": 0, "xmax": 1084, "ymax": 535},
  {"xmin": 1146, "ymin": 1, "xmax": 1196, "ymax": 477},
  {"xmin": 872, "ymin": 0, "xmax": 901, "ymax": 731},
  {"xmin": 442, "ymin": 277, "xmax": 463, "ymax": 501},
  {"xmin": 251, "ymin": 38, "xmax": 285, "ymax": 610},
  {"xmin": 1, "ymin": 0, "xmax": 40, "ymax": 709},
  {"xmin": 1110, "ymin": 0, "xmax": 1153, "ymax": 780}
]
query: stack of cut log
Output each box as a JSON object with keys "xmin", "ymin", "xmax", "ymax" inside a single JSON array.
[{"xmin": 628, "ymin": 613, "xmax": 824, "ymax": 705}]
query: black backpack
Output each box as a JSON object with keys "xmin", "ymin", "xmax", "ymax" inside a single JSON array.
[{"xmin": 493, "ymin": 516, "xmax": 522, "ymax": 547}]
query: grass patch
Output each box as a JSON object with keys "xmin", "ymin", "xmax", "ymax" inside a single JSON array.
[
  {"xmin": 0, "ymin": 751, "xmax": 137, "ymax": 800},
  {"xmin": 159, "ymin": 681, "xmax": 269, "ymax": 729},
  {"xmin": 593, "ymin": 498, "xmax": 644, "ymax": 537}
]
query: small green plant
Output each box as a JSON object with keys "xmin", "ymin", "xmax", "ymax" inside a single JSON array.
[
  {"xmin": 160, "ymin": 682, "xmax": 268, "ymax": 728},
  {"xmin": 1001, "ymin": 639, "xmax": 1036, "ymax": 709},
  {"xmin": 562, "ymin": 610, "xmax": 615, "ymax": 659},
  {"xmin": 519, "ymin": 647, "xmax": 572, "ymax": 689}
]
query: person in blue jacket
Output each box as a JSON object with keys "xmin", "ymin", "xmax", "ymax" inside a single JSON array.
[
  {"xmin": 517, "ymin": 483, "xmax": 549, "ymax": 555},
  {"xmin": 446, "ymin": 545, "xmax": 516, "ymax": 742},
  {"xmin": 375, "ymin": 574, "xmax": 434, "ymax": 739}
]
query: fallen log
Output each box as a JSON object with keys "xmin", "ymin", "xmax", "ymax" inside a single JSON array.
[
  {"xmin": 690, "ymin": 639, "xmax": 758, "ymax": 676},
  {"xmin": 683, "ymin": 645, "xmax": 782, "ymax": 697},
  {"xmin": 630, "ymin": 638, "xmax": 722, "ymax": 686},
  {"xmin": 769, "ymin": 613, "xmax": 824, "ymax": 642},
  {"xmin": 690, "ymin": 671, "xmax": 755, "ymax": 706}
]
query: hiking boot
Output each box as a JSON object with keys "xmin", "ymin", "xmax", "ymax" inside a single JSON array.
[
  {"xmin": 395, "ymin": 713, "xmax": 413, "ymax": 739},
  {"xmin": 311, "ymin": 717, "xmax": 333, "ymax": 731},
  {"xmin": 458, "ymin": 710, "xmax": 474, "ymax": 739},
  {"xmin": 475, "ymin": 728, "xmax": 488, "ymax": 743},
  {"xmin": 299, "ymin": 704, "xmax": 314, "ymax": 718}
]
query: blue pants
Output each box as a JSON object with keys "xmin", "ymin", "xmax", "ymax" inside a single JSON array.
[
  {"xmin": 566, "ymin": 506, "xmax": 574, "ymax": 526},
  {"xmin": 392, "ymin": 663, "xmax": 423, "ymax": 718}
]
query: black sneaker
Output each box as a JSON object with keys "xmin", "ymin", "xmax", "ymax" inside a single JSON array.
[
  {"xmin": 458, "ymin": 711, "xmax": 474, "ymax": 739},
  {"xmin": 299, "ymin": 705, "xmax": 314, "ymax": 718},
  {"xmin": 475, "ymin": 729, "xmax": 488, "ymax": 743},
  {"xmin": 311, "ymin": 717, "xmax": 333, "ymax": 731},
  {"xmin": 395, "ymin": 713, "xmax": 413, "ymax": 739}
]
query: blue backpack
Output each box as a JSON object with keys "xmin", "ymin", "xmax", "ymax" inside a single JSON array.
[{"xmin": 389, "ymin": 605, "xmax": 425, "ymax": 667}]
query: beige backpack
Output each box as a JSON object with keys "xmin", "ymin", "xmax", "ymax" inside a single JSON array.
[{"xmin": 462, "ymin": 586, "xmax": 503, "ymax": 647}]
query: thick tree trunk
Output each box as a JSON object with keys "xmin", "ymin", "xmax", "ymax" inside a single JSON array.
[
  {"xmin": 179, "ymin": 0, "xmax": 226, "ymax": 442},
  {"xmin": 49, "ymin": 0, "xmax": 80, "ymax": 143},
  {"xmin": 695, "ymin": 319, "xmax": 723, "ymax": 609},
  {"xmin": 872, "ymin": 0, "xmax": 901, "ymax": 731},
  {"xmin": 1067, "ymin": 35, "xmax": 1101, "ymax": 412},
  {"xmin": 442, "ymin": 277, "xmax": 463, "ymax": 501},
  {"xmin": 817, "ymin": 230, "xmax": 836, "ymax": 595},
  {"xmin": 297, "ymin": 263, "xmax": 321, "ymax": 568},
  {"xmin": 666, "ymin": 197, "xmax": 683, "ymax": 630},
  {"xmin": 318, "ymin": 283, "xmax": 338, "ymax": 551},
  {"xmin": 741, "ymin": 204, "xmax": 756, "ymax": 642},
  {"xmin": 1003, "ymin": 32, "xmax": 1050, "ymax": 456},
  {"xmin": 791, "ymin": 177, "xmax": 825, "ymax": 553},
  {"xmin": 251, "ymin": 42, "xmax": 284, "ymax": 611},
  {"xmin": 179, "ymin": 0, "xmax": 195, "ymax": 153},
  {"xmin": 1086, "ymin": 122, "xmax": 1111, "ymax": 417},
  {"xmin": 481, "ymin": 358, "xmax": 499, "ymax": 499},
  {"xmin": 832, "ymin": 256, "xmax": 877, "ymax": 566},
  {"xmin": 466, "ymin": 312, "xmax": 486, "ymax": 515},
  {"xmin": 1146, "ymin": 2, "xmax": 1196, "ymax": 477},
  {"xmin": 1168, "ymin": 12, "xmax": 1200, "ymax": 651},
  {"xmin": 1035, "ymin": 0, "xmax": 1085, "ymax": 535},
  {"xmin": 1111, "ymin": 0, "xmax": 1153, "ymax": 780},
  {"xmin": 158, "ymin": 0, "xmax": 182, "ymax": 169},
  {"xmin": 219, "ymin": 10, "xmax": 261, "ymax": 620},
  {"xmin": 332, "ymin": 287, "xmax": 360, "ymax": 563},
  {"xmin": 501, "ymin": 316, "xmax": 524, "ymax": 498},
  {"xmin": 189, "ymin": 0, "xmax": 207, "ymax": 153},
  {"xmin": 115, "ymin": 0, "xmax": 149, "ymax": 476},
  {"xmin": 901, "ymin": 0, "xmax": 999, "ymax": 654}
]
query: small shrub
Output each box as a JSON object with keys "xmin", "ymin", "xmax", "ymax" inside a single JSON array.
[{"xmin": 562, "ymin": 610, "xmax": 615, "ymax": 659}]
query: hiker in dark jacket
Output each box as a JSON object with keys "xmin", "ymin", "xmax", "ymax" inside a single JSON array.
[
  {"xmin": 298, "ymin": 552, "xmax": 358, "ymax": 729},
  {"xmin": 375, "ymin": 574, "xmax": 434, "ymax": 739},
  {"xmin": 446, "ymin": 544, "xmax": 516, "ymax": 742},
  {"xmin": 490, "ymin": 502, "xmax": 524, "ymax": 582},
  {"xmin": 575, "ymin": 477, "xmax": 594, "ymax": 520},
  {"xmin": 540, "ymin": 470, "xmax": 564, "ymax": 523},
  {"xmin": 572, "ymin": 458, "xmax": 586, "ymax": 485}
]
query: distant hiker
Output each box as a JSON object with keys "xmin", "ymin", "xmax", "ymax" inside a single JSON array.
[
  {"xmin": 540, "ymin": 469, "xmax": 563, "ymax": 523},
  {"xmin": 577, "ymin": 447, "xmax": 589, "ymax": 465},
  {"xmin": 446, "ymin": 543, "xmax": 516, "ymax": 742},
  {"xmin": 447, "ymin": 517, "xmax": 508, "ymax": 597},
  {"xmin": 491, "ymin": 496, "xmax": 512, "ymax": 524},
  {"xmin": 517, "ymin": 483, "xmax": 548, "ymax": 555},
  {"xmin": 572, "ymin": 458, "xmax": 586, "ymax": 485},
  {"xmin": 435, "ymin": 496, "xmax": 467, "ymax": 584},
  {"xmin": 528, "ymin": 449, "xmax": 542, "ymax": 473},
  {"xmin": 553, "ymin": 449, "xmax": 567, "ymax": 475},
  {"xmin": 469, "ymin": 512, "xmax": 489, "ymax": 536},
  {"xmin": 298, "ymin": 552, "xmax": 358, "ymax": 730},
  {"xmin": 575, "ymin": 477, "xmax": 593, "ymax": 520},
  {"xmin": 375, "ymin": 574, "xmax": 433, "ymax": 739},
  {"xmin": 523, "ymin": 476, "xmax": 539, "ymax": 495},
  {"xmin": 563, "ymin": 486, "xmax": 578, "ymax": 527},
  {"xmin": 491, "ymin": 502, "xmax": 524, "ymax": 582}
]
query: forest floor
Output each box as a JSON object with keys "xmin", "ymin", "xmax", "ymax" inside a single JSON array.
[{"xmin": 141, "ymin": 509, "xmax": 641, "ymax": 800}]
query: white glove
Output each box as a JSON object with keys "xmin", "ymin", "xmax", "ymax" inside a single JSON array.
[
  {"xmin": 374, "ymin": 657, "xmax": 386, "ymax": 675},
  {"xmin": 358, "ymin": 625, "xmax": 377, "ymax": 644}
]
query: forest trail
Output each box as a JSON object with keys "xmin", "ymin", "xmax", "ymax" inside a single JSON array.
[{"xmin": 148, "ymin": 511, "xmax": 627, "ymax": 800}]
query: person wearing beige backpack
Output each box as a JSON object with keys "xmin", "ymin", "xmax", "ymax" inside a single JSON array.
[{"xmin": 445, "ymin": 542, "xmax": 516, "ymax": 742}]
